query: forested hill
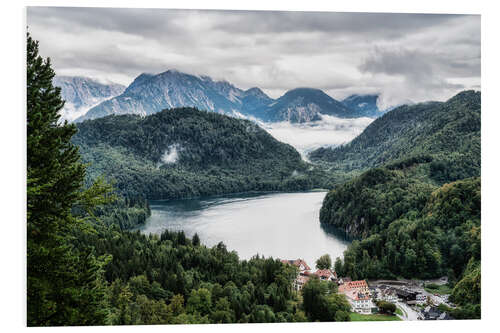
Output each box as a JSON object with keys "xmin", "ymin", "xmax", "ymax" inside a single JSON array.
[
  {"xmin": 329, "ymin": 176, "xmax": 480, "ymax": 315},
  {"xmin": 73, "ymin": 107, "xmax": 321, "ymax": 200},
  {"xmin": 309, "ymin": 90, "xmax": 480, "ymax": 184},
  {"xmin": 317, "ymin": 91, "xmax": 481, "ymax": 318}
]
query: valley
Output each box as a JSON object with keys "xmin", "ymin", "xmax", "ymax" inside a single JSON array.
[
  {"xmin": 70, "ymin": 89, "xmax": 481, "ymax": 322},
  {"xmin": 25, "ymin": 8, "xmax": 482, "ymax": 327}
]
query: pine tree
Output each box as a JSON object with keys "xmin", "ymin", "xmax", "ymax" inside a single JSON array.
[{"xmin": 27, "ymin": 32, "xmax": 112, "ymax": 326}]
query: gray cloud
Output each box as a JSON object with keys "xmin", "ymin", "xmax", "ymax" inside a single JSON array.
[{"xmin": 27, "ymin": 7, "xmax": 480, "ymax": 104}]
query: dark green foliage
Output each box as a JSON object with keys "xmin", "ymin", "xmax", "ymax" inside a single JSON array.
[
  {"xmin": 72, "ymin": 226, "xmax": 300, "ymax": 324},
  {"xmin": 301, "ymin": 277, "xmax": 351, "ymax": 322},
  {"xmin": 376, "ymin": 301, "xmax": 396, "ymax": 315},
  {"xmin": 331, "ymin": 177, "xmax": 480, "ymax": 282},
  {"xmin": 334, "ymin": 257, "xmax": 344, "ymax": 277},
  {"xmin": 451, "ymin": 258, "xmax": 481, "ymax": 307},
  {"xmin": 316, "ymin": 91, "xmax": 481, "ymax": 319},
  {"xmin": 83, "ymin": 196, "xmax": 151, "ymax": 230},
  {"xmin": 73, "ymin": 109, "xmax": 324, "ymax": 199},
  {"xmin": 315, "ymin": 254, "xmax": 332, "ymax": 270},
  {"xmin": 192, "ymin": 233, "xmax": 201, "ymax": 246},
  {"xmin": 310, "ymin": 91, "xmax": 481, "ymax": 185},
  {"xmin": 27, "ymin": 33, "xmax": 113, "ymax": 326},
  {"xmin": 320, "ymin": 168, "xmax": 435, "ymax": 238},
  {"xmin": 28, "ymin": 29, "xmax": 481, "ymax": 323},
  {"xmin": 385, "ymin": 154, "xmax": 434, "ymax": 171}
]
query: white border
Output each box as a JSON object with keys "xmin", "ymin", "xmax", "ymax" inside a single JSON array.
[{"xmin": 1, "ymin": 1, "xmax": 498, "ymax": 332}]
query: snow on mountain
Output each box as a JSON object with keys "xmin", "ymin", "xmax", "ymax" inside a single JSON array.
[
  {"xmin": 77, "ymin": 70, "xmax": 255, "ymax": 122},
  {"xmin": 75, "ymin": 69, "xmax": 369, "ymax": 124},
  {"xmin": 53, "ymin": 76, "xmax": 125, "ymax": 122}
]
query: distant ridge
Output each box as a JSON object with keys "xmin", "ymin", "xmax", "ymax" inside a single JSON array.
[
  {"xmin": 53, "ymin": 76, "xmax": 125, "ymax": 122},
  {"xmin": 75, "ymin": 69, "xmax": 367, "ymax": 123}
]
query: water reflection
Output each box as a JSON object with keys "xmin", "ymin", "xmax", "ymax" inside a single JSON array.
[{"xmin": 140, "ymin": 191, "xmax": 351, "ymax": 266}]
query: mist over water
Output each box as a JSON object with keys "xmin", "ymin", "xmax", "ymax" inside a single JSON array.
[
  {"xmin": 260, "ymin": 115, "xmax": 373, "ymax": 158},
  {"xmin": 139, "ymin": 192, "xmax": 351, "ymax": 266}
]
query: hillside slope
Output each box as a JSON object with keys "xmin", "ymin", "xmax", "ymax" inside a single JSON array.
[
  {"xmin": 73, "ymin": 107, "xmax": 321, "ymax": 199},
  {"xmin": 328, "ymin": 173, "xmax": 480, "ymax": 282},
  {"xmin": 310, "ymin": 90, "xmax": 481, "ymax": 184}
]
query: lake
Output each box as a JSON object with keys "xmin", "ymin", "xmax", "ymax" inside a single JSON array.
[{"xmin": 138, "ymin": 191, "xmax": 350, "ymax": 267}]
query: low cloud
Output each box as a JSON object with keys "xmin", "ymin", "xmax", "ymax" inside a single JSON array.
[
  {"xmin": 161, "ymin": 144, "xmax": 181, "ymax": 164},
  {"xmin": 260, "ymin": 115, "xmax": 373, "ymax": 159}
]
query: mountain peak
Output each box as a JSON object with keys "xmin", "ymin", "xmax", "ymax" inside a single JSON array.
[
  {"xmin": 341, "ymin": 93, "xmax": 383, "ymax": 118},
  {"xmin": 262, "ymin": 87, "xmax": 356, "ymax": 123},
  {"xmin": 284, "ymin": 87, "xmax": 325, "ymax": 96},
  {"xmin": 125, "ymin": 73, "xmax": 154, "ymax": 92},
  {"xmin": 53, "ymin": 76, "xmax": 125, "ymax": 122},
  {"xmin": 244, "ymin": 87, "xmax": 268, "ymax": 98}
]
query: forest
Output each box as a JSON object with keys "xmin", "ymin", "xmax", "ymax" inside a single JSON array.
[
  {"xmin": 309, "ymin": 91, "xmax": 481, "ymax": 186},
  {"xmin": 316, "ymin": 90, "xmax": 481, "ymax": 319},
  {"xmin": 26, "ymin": 30, "xmax": 481, "ymax": 325},
  {"xmin": 327, "ymin": 175, "xmax": 480, "ymax": 280},
  {"xmin": 26, "ymin": 33, "xmax": 352, "ymax": 326},
  {"xmin": 73, "ymin": 108, "xmax": 326, "ymax": 200},
  {"xmin": 324, "ymin": 171, "xmax": 481, "ymax": 319}
]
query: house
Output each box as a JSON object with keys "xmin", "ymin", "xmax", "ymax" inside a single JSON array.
[
  {"xmin": 338, "ymin": 280, "xmax": 370, "ymax": 294},
  {"xmin": 422, "ymin": 306, "xmax": 442, "ymax": 320},
  {"xmin": 338, "ymin": 280, "xmax": 376, "ymax": 314},
  {"xmin": 343, "ymin": 290, "xmax": 375, "ymax": 314},
  {"xmin": 416, "ymin": 293, "xmax": 427, "ymax": 305},
  {"xmin": 281, "ymin": 259, "xmax": 312, "ymax": 291},
  {"xmin": 394, "ymin": 288, "xmax": 417, "ymax": 303},
  {"xmin": 280, "ymin": 259, "xmax": 311, "ymax": 273},
  {"xmin": 438, "ymin": 312, "xmax": 453, "ymax": 320},
  {"xmin": 337, "ymin": 277, "xmax": 352, "ymax": 285},
  {"xmin": 379, "ymin": 288, "xmax": 398, "ymax": 303},
  {"xmin": 313, "ymin": 269, "xmax": 337, "ymax": 282},
  {"xmin": 293, "ymin": 274, "xmax": 310, "ymax": 291}
]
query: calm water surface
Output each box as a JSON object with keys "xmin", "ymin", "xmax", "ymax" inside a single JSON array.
[{"xmin": 139, "ymin": 191, "xmax": 350, "ymax": 266}]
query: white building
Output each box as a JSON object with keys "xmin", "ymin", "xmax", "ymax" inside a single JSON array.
[
  {"xmin": 416, "ymin": 293, "xmax": 427, "ymax": 305},
  {"xmin": 345, "ymin": 291, "xmax": 375, "ymax": 314}
]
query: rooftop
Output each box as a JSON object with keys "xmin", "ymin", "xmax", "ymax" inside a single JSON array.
[{"xmin": 280, "ymin": 258, "xmax": 311, "ymax": 271}]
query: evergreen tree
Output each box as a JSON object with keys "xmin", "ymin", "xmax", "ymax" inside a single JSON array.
[
  {"xmin": 192, "ymin": 233, "xmax": 200, "ymax": 246},
  {"xmin": 334, "ymin": 257, "xmax": 344, "ymax": 277},
  {"xmin": 315, "ymin": 254, "xmax": 332, "ymax": 270},
  {"xmin": 27, "ymin": 32, "xmax": 112, "ymax": 326}
]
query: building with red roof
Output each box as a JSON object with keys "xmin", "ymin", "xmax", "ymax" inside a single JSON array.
[
  {"xmin": 338, "ymin": 280, "xmax": 369, "ymax": 293},
  {"xmin": 280, "ymin": 258, "xmax": 313, "ymax": 291},
  {"xmin": 313, "ymin": 269, "xmax": 337, "ymax": 282},
  {"xmin": 280, "ymin": 258, "xmax": 311, "ymax": 272},
  {"xmin": 338, "ymin": 280, "xmax": 375, "ymax": 313}
]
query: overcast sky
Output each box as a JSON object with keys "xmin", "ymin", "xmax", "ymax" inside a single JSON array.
[{"xmin": 27, "ymin": 7, "xmax": 480, "ymax": 107}]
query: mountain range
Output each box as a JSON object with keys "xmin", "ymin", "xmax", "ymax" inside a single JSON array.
[
  {"xmin": 71, "ymin": 69, "xmax": 386, "ymax": 123},
  {"xmin": 53, "ymin": 76, "xmax": 125, "ymax": 122}
]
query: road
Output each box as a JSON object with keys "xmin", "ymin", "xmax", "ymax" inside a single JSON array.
[{"xmin": 396, "ymin": 302, "xmax": 420, "ymax": 321}]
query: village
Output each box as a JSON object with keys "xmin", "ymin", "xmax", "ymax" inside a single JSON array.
[{"xmin": 280, "ymin": 258, "xmax": 456, "ymax": 321}]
